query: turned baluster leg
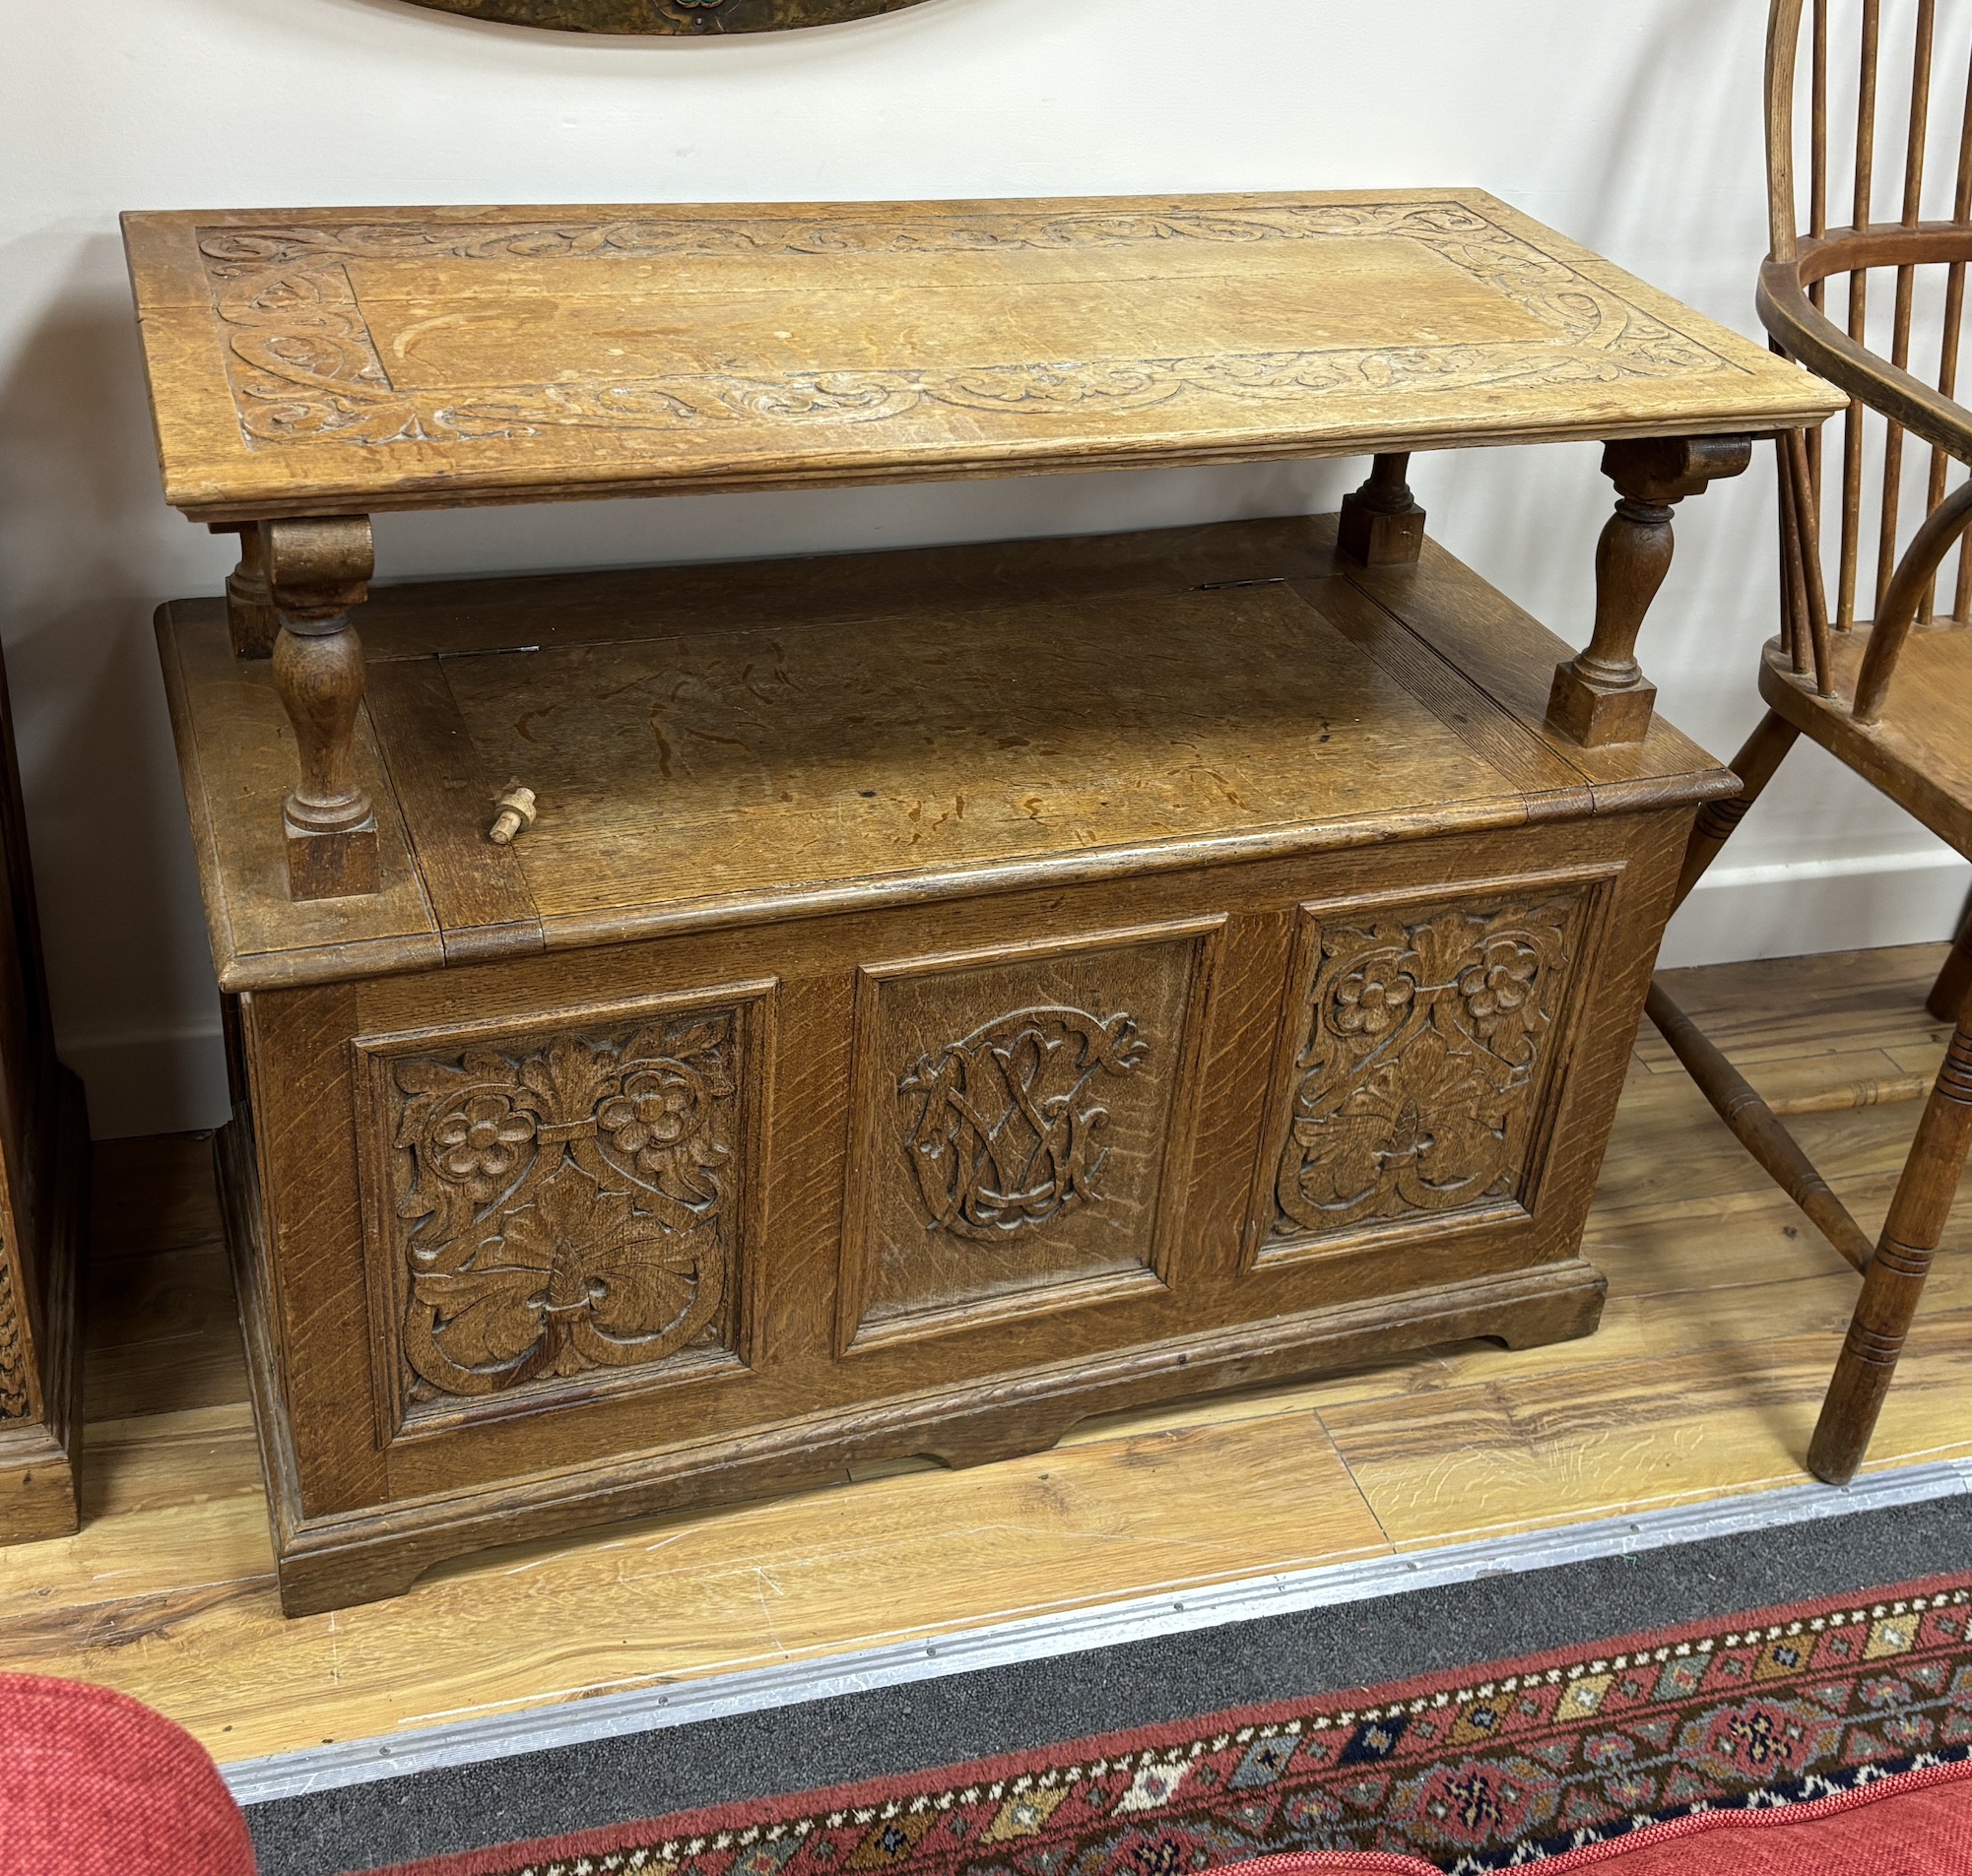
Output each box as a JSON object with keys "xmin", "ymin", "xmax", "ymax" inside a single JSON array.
[
  {"xmin": 265, "ymin": 516, "xmax": 379, "ymax": 901},
  {"xmin": 1808, "ymin": 1021, "xmax": 1972, "ymax": 1484},
  {"xmin": 210, "ymin": 521, "xmax": 281, "ymax": 659},
  {"xmin": 1547, "ymin": 435, "xmax": 1754, "ymax": 747},
  {"xmin": 1338, "ymin": 452, "xmax": 1426, "ymax": 565}
]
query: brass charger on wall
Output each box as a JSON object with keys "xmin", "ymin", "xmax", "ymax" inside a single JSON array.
[{"xmin": 401, "ymin": 0, "xmax": 930, "ymax": 31}]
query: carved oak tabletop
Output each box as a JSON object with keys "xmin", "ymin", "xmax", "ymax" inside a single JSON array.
[
  {"xmin": 122, "ymin": 189, "xmax": 1844, "ymax": 902},
  {"xmin": 124, "ymin": 190, "xmax": 1834, "ymax": 517}
]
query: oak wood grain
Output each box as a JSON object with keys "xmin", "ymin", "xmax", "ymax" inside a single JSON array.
[
  {"xmin": 151, "ymin": 512, "xmax": 1732, "ymax": 1608},
  {"xmin": 122, "ymin": 192, "xmax": 1843, "ymax": 523},
  {"xmin": 165, "ymin": 518, "xmax": 1735, "ymax": 997}
]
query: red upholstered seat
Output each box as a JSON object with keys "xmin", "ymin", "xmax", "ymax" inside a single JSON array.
[{"xmin": 0, "ymin": 1673, "xmax": 255, "ymax": 1876}]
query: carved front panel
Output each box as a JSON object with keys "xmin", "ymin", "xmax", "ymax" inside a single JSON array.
[
  {"xmin": 359, "ymin": 990, "xmax": 765, "ymax": 1436},
  {"xmin": 844, "ymin": 926, "xmax": 1216, "ymax": 1347},
  {"xmin": 0, "ymin": 1243, "xmax": 27, "ymax": 1421},
  {"xmin": 1265, "ymin": 890, "xmax": 1590, "ymax": 1253}
]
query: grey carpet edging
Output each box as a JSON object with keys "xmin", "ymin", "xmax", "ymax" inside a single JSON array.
[{"xmin": 223, "ymin": 1455, "xmax": 1972, "ymax": 1808}]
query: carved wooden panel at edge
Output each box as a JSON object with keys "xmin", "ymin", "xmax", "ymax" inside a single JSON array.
[{"xmin": 0, "ymin": 627, "xmax": 90, "ymax": 1543}]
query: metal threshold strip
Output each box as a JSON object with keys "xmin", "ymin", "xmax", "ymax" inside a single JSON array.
[{"xmin": 224, "ymin": 1457, "xmax": 1972, "ymax": 1806}]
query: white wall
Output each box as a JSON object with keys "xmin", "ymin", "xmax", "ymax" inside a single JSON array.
[{"xmin": 3, "ymin": 0, "xmax": 1964, "ymax": 1136}]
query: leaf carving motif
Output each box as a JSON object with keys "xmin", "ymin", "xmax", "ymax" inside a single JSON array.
[
  {"xmin": 1273, "ymin": 900, "xmax": 1578, "ymax": 1239},
  {"xmin": 192, "ymin": 202, "xmax": 1737, "ymax": 451},
  {"xmin": 0, "ymin": 1233, "xmax": 26, "ymax": 1422},
  {"xmin": 390, "ymin": 1012, "xmax": 739, "ymax": 1401},
  {"xmin": 898, "ymin": 1006, "xmax": 1148, "ymax": 1241}
]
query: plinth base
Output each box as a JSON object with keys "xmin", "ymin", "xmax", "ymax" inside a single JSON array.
[
  {"xmin": 286, "ymin": 812, "xmax": 380, "ymax": 901},
  {"xmin": 1547, "ymin": 662, "xmax": 1660, "ymax": 747}
]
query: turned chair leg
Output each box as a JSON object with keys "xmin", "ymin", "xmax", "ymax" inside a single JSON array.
[
  {"xmin": 1671, "ymin": 710, "xmax": 1801, "ymax": 913},
  {"xmin": 1927, "ymin": 903, "xmax": 1972, "ymax": 1022},
  {"xmin": 1808, "ymin": 1019, "xmax": 1972, "ymax": 1484}
]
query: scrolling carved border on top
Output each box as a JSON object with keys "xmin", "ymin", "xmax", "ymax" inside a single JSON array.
[
  {"xmin": 401, "ymin": 0, "xmax": 927, "ymax": 30},
  {"xmin": 193, "ymin": 200, "xmax": 1742, "ymax": 454}
]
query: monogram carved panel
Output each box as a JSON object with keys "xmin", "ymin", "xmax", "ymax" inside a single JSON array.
[
  {"xmin": 1264, "ymin": 890, "xmax": 1592, "ymax": 1253},
  {"xmin": 843, "ymin": 925, "xmax": 1217, "ymax": 1349},
  {"xmin": 900, "ymin": 1006, "xmax": 1149, "ymax": 1242},
  {"xmin": 360, "ymin": 990, "xmax": 766, "ymax": 1436}
]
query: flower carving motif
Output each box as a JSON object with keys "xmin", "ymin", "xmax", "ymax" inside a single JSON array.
[
  {"xmin": 1460, "ymin": 940, "xmax": 1541, "ymax": 1029},
  {"xmin": 1274, "ymin": 899, "xmax": 1580, "ymax": 1239},
  {"xmin": 1333, "ymin": 959, "xmax": 1415, "ymax": 1039},
  {"xmin": 599, "ymin": 1062, "xmax": 704, "ymax": 1171},
  {"xmin": 430, "ymin": 1092, "xmax": 536, "ymax": 1195},
  {"xmin": 389, "ymin": 1012, "xmax": 741, "ymax": 1405}
]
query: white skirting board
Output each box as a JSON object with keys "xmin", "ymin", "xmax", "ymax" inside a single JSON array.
[
  {"xmin": 1658, "ymin": 848, "xmax": 1971, "ymax": 971},
  {"xmin": 58, "ymin": 1023, "xmax": 230, "ymax": 1142}
]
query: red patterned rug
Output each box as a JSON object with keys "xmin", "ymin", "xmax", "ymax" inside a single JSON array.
[
  {"xmin": 1217, "ymin": 1756, "xmax": 1972, "ymax": 1870},
  {"xmin": 375, "ymin": 1571, "xmax": 1972, "ymax": 1876}
]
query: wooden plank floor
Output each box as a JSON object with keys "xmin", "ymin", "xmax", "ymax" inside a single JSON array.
[{"xmin": 7, "ymin": 943, "xmax": 1972, "ymax": 1767}]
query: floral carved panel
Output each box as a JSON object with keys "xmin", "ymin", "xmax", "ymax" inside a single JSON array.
[
  {"xmin": 1268, "ymin": 892, "xmax": 1589, "ymax": 1248},
  {"xmin": 361, "ymin": 993, "xmax": 763, "ymax": 1434},
  {"xmin": 843, "ymin": 925, "xmax": 1217, "ymax": 1349}
]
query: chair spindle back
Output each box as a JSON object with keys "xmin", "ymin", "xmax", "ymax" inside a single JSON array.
[{"xmin": 1764, "ymin": 0, "xmax": 1972, "ymax": 719}]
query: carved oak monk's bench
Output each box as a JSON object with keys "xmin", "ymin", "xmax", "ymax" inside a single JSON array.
[{"xmin": 122, "ymin": 192, "xmax": 1841, "ymax": 1611}]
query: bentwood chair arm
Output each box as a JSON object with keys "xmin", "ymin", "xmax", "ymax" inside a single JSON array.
[
  {"xmin": 1762, "ymin": 0, "xmax": 1972, "ymax": 462},
  {"xmin": 1758, "ymin": 245, "xmax": 1972, "ymax": 468}
]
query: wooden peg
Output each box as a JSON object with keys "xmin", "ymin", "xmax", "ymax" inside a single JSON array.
[
  {"xmin": 488, "ymin": 784, "xmax": 537, "ymax": 847},
  {"xmin": 1547, "ymin": 435, "xmax": 1754, "ymax": 747}
]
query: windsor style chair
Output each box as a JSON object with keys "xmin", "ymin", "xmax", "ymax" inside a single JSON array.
[{"xmin": 1657, "ymin": 0, "xmax": 1972, "ymax": 1483}]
